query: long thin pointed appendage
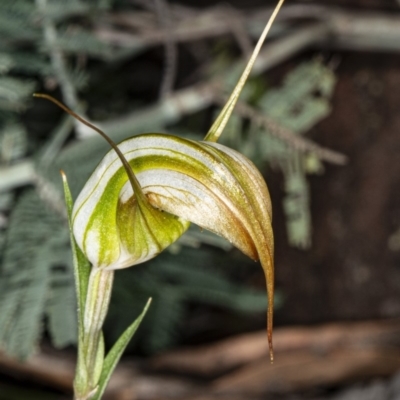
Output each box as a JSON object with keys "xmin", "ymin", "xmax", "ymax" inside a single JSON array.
[
  {"xmin": 33, "ymin": 93, "xmax": 148, "ymax": 205},
  {"xmin": 204, "ymin": 0, "xmax": 285, "ymax": 143}
]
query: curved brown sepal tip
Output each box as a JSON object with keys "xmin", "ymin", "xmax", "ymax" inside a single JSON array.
[{"xmin": 268, "ymin": 331, "xmax": 274, "ymax": 364}]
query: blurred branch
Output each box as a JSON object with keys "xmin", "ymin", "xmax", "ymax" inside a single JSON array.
[
  {"xmin": 1, "ymin": 320, "xmax": 400, "ymax": 399},
  {"xmin": 35, "ymin": 0, "xmax": 80, "ymax": 111},
  {"xmin": 154, "ymin": 0, "xmax": 177, "ymax": 100},
  {"xmin": 97, "ymin": 5, "xmax": 400, "ymax": 53},
  {"xmin": 326, "ymin": 7, "xmax": 400, "ymax": 52},
  {"xmin": 221, "ymin": 5, "xmax": 253, "ymax": 57},
  {"xmin": 39, "ymin": 114, "xmax": 74, "ymax": 167},
  {"xmin": 151, "ymin": 319, "xmax": 400, "ymax": 377},
  {"xmin": 83, "ymin": 24, "xmax": 333, "ymax": 137},
  {"xmin": 35, "ymin": 0, "xmax": 90, "ymax": 147},
  {"xmin": 0, "ymin": 161, "xmax": 34, "ymax": 192}
]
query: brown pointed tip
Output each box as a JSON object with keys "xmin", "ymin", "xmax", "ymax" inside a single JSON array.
[
  {"xmin": 267, "ymin": 305, "xmax": 274, "ymax": 363},
  {"xmin": 60, "ymin": 169, "xmax": 66, "ymax": 180},
  {"xmin": 268, "ymin": 335, "xmax": 274, "ymax": 364}
]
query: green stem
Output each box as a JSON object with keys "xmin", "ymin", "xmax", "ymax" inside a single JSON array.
[{"xmin": 74, "ymin": 268, "xmax": 114, "ymax": 400}]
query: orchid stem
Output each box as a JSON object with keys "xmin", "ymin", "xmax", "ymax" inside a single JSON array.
[{"xmin": 74, "ymin": 268, "xmax": 114, "ymax": 399}]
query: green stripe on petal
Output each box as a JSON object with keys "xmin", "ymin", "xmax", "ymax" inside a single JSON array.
[{"xmin": 72, "ymin": 138, "xmax": 191, "ymax": 269}]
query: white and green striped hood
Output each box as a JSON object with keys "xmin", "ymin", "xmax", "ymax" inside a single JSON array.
[{"xmin": 72, "ymin": 133, "xmax": 273, "ymax": 274}]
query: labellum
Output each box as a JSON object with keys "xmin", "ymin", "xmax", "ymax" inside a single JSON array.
[{"xmin": 35, "ymin": 0, "xmax": 285, "ymax": 362}]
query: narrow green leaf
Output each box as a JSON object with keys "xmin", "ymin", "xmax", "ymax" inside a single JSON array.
[
  {"xmin": 61, "ymin": 171, "xmax": 91, "ymax": 331},
  {"xmin": 204, "ymin": 0, "xmax": 285, "ymax": 143},
  {"xmin": 92, "ymin": 298, "xmax": 151, "ymax": 400},
  {"xmin": 61, "ymin": 171, "xmax": 91, "ymax": 392}
]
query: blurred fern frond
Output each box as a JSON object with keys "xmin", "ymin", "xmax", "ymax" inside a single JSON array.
[
  {"xmin": 0, "ymin": 77, "xmax": 36, "ymax": 111},
  {"xmin": 6, "ymin": 52, "xmax": 52, "ymax": 76},
  {"xmin": 0, "ymin": 190, "xmax": 76, "ymax": 359},
  {"xmin": 48, "ymin": 29, "xmax": 115, "ymax": 60},
  {"xmin": 36, "ymin": 0, "xmax": 92, "ymax": 21},
  {"xmin": 0, "ymin": 1, "xmax": 39, "ymax": 43},
  {"xmin": 0, "ymin": 53, "xmax": 14, "ymax": 74},
  {"xmin": 0, "ymin": 121, "xmax": 28, "ymax": 164}
]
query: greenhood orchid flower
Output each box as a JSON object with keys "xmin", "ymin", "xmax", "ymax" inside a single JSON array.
[
  {"xmin": 35, "ymin": 0, "xmax": 284, "ymax": 366},
  {"xmin": 71, "ymin": 134, "xmax": 273, "ymax": 275},
  {"xmin": 70, "ymin": 133, "xmax": 274, "ymax": 356}
]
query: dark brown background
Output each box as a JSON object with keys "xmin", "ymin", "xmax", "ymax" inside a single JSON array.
[{"xmin": 272, "ymin": 51, "xmax": 400, "ymax": 325}]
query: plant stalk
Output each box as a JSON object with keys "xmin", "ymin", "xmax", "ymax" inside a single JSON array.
[{"xmin": 74, "ymin": 268, "xmax": 114, "ymax": 400}]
